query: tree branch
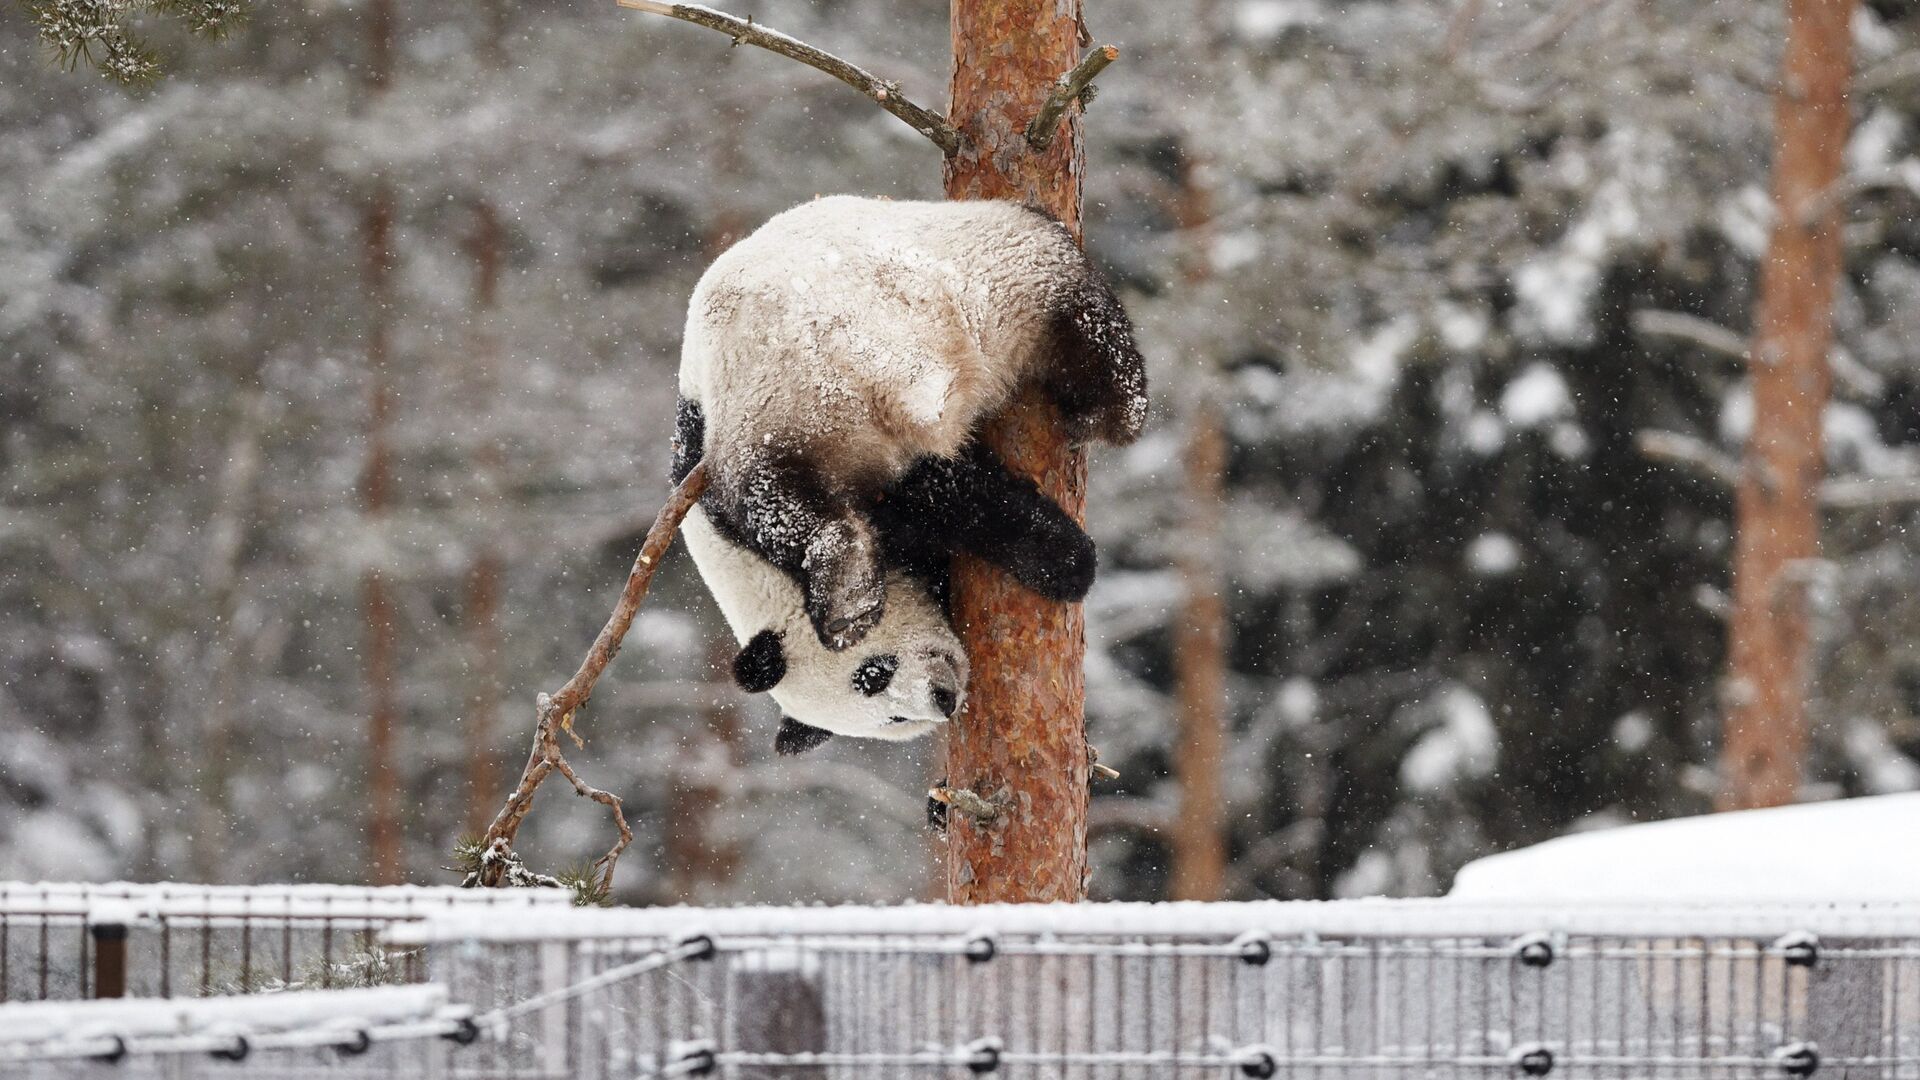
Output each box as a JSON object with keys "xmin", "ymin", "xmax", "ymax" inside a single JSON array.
[
  {"xmin": 1025, "ymin": 45, "xmax": 1120, "ymax": 150},
  {"xmin": 1636, "ymin": 429, "xmax": 1742, "ymax": 488},
  {"xmin": 1630, "ymin": 309, "xmax": 1748, "ymax": 361},
  {"xmin": 615, "ymin": 0, "xmax": 962, "ymax": 154},
  {"xmin": 1820, "ymin": 475, "xmax": 1920, "ymax": 509},
  {"xmin": 1639, "ymin": 430, "xmax": 1920, "ymax": 511},
  {"xmin": 468, "ymin": 460, "xmax": 710, "ymax": 895}
]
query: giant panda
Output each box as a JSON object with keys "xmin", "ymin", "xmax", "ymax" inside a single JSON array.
[{"xmin": 671, "ymin": 195, "xmax": 1147, "ymax": 751}]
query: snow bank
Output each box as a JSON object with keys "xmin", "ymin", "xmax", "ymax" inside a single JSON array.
[{"xmin": 1450, "ymin": 793, "xmax": 1920, "ymax": 902}]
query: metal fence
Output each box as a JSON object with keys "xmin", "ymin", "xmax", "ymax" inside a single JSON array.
[
  {"xmin": 6, "ymin": 898, "xmax": 1917, "ymax": 1078},
  {"xmin": 0, "ymin": 882, "xmax": 573, "ymax": 1001},
  {"xmin": 388, "ymin": 901, "xmax": 1920, "ymax": 1079}
]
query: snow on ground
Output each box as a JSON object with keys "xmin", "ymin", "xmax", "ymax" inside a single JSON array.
[{"xmin": 1450, "ymin": 792, "xmax": 1920, "ymax": 902}]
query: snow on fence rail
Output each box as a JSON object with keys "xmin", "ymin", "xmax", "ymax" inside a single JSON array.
[
  {"xmin": 0, "ymin": 984, "xmax": 470, "ymax": 1079},
  {"xmin": 390, "ymin": 900, "xmax": 1920, "ymax": 1079},
  {"xmin": 0, "ymin": 882, "xmax": 572, "ymax": 1002}
]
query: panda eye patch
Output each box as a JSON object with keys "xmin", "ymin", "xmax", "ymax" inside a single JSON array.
[{"xmin": 852, "ymin": 655, "xmax": 898, "ymax": 696}]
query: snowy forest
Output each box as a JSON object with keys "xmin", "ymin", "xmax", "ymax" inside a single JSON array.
[{"xmin": 4, "ymin": 0, "xmax": 1919, "ymax": 905}]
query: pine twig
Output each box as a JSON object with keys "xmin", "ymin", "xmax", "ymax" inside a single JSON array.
[
  {"xmin": 1025, "ymin": 45, "xmax": 1120, "ymax": 150},
  {"xmin": 615, "ymin": 0, "xmax": 963, "ymax": 154},
  {"xmin": 468, "ymin": 461, "xmax": 710, "ymax": 895}
]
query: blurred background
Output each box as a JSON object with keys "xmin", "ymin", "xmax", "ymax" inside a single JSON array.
[{"xmin": 3, "ymin": 0, "xmax": 1918, "ymax": 903}]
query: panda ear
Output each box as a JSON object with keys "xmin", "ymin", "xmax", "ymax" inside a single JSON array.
[
  {"xmin": 732, "ymin": 629, "xmax": 787, "ymax": 693},
  {"xmin": 774, "ymin": 716, "xmax": 833, "ymax": 756}
]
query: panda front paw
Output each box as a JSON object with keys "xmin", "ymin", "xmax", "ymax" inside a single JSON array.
[
  {"xmin": 1011, "ymin": 527, "xmax": 1096, "ymax": 603},
  {"xmin": 803, "ymin": 521, "xmax": 887, "ymax": 650}
]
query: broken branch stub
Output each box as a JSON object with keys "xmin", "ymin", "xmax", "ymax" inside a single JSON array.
[{"xmin": 1025, "ymin": 45, "xmax": 1119, "ymax": 150}]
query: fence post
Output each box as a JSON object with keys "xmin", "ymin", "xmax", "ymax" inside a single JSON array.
[{"xmin": 89, "ymin": 906, "xmax": 130, "ymax": 1000}]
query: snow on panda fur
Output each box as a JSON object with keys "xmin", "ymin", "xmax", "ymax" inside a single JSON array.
[{"xmin": 672, "ymin": 195, "xmax": 1147, "ymax": 750}]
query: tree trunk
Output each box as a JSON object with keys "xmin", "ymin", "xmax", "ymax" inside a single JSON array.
[
  {"xmin": 462, "ymin": 548, "xmax": 503, "ymax": 835},
  {"xmin": 1168, "ymin": 154, "xmax": 1228, "ymax": 901},
  {"xmin": 943, "ymin": 0, "xmax": 1091, "ymax": 903},
  {"xmin": 362, "ymin": 0, "xmax": 404, "ymax": 884},
  {"xmin": 462, "ymin": 199, "xmax": 507, "ymax": 837},
  {"xmin": 1720, "ymin": 0, "xmax": 1854, "ymax": 811},
  {"xmin": 1171, "ymin": 400, "xmax": 1228, "ymax": 899},
  {"xmin": 665, "ymin": 640, "xmax": 745, "ymax": 902}
]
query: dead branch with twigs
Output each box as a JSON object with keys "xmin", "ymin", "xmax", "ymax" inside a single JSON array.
[
  {"xmin": 465, "ymin": 460, "xmax": 710, "ymax": 897},
  {"xmin": 614, "ymin": 0, "xmax": 962, "ymax": 153}
]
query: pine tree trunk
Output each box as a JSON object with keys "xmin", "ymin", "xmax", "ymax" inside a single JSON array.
[
  {"xmin": 943, "ymin": 0, "xmax": 1091, "ymax": 903},
  {"xmin": 462, "ymin": 199, "xmax": 507, "ymax": 837},
  {"xmin": 1171, "ymin": 399, "xmax": 1228, "ymax": 899},
  {"xmin": 362, "ymin": 0, "xmax": 404, "ymax": 884},
  {"xmin": 462, "ymin": 549, "xmax": 503, "ymax": 835},
  {"xmin": 665, "ymin": 639, "xmax": 745, "ymax": 902},
  {"xmin": 1169, "ymin": 155, "xmax": 1228, "ymax": 902},
  {"xmin": 1720, "ymin": 0, "xmax": 1855, "ymax": 811}
]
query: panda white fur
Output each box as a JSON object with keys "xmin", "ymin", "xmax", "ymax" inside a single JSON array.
[
  {"xmin": 679, "ymin": 506, "xmax": 966, "ymax": 750},
  {"xmin": 670, "ymin": 196, "xmax": 1147, "ymax": 752}
]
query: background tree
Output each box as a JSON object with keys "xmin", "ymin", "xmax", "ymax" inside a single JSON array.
[
  {"xmin": 1720, "ymin": 0, "xmax": 1859, "ymax": 811},
  {"xmin": 361, "ymin": 0, "xmax": 405, "ymax": 886}
]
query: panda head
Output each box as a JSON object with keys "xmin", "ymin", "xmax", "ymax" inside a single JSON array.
[{"xmin": 729, "ymin": 573, "xmax": 968, "ymax": 754}]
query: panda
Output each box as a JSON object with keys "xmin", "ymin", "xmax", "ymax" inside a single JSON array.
[{"xmin": 671, "ymin": 195, "xmax": 1147, "ymax": 751}]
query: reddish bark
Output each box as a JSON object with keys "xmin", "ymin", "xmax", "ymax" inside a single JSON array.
[
  {"xmin": 943, "ymin": 0, "xmax": 1091, "ymax": 904},
  {"xmin": 462, "ymin": 200, "xmax": 507, "ymax": 836},
  {"xmin": 665, "ymin": 638, "xmax": 746, "ymax": 902},
  {"xmin": 1171, "ymin": 399, "xmax": 1228, "ymax": 900},
  {"xmin": 362, "ymin": 0, "xmax": 404, "ymax": 884},
  {"xmin": 1168, "ymin": 151, "xmax": 1229, "ymax": 902},
  {"xmin": 462, "ymin": 551, "xmax": 503, "ymax": 835},
  {"xmin": 1720, "ymin": 0, "xmax": 1855, "ymax": 811}
]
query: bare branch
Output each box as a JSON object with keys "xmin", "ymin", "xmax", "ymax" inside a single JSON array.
[
  {"xmin": 1859, "ymin": 50, "xmax": 1920, "ymax": 95},
  {"xmin": 1798, "ymin": 160, "xmax": 1920, "ymax": 225},
  {"xmin": 1639, "ymin": 430, "xmax": 1920, "ymax": 512},
  {"xmin": 1636, "ymin": 429, "xmax": 1741, "ymax": 488},
  {"xmin": 1820, "ymin": 476, "xmax": 1920, "ymax": 510},
  {"xmin": 469, "ymin": 460, "xmax": 710, "ymax": 892},
  {"xmin": 1630, "ymin": 309, "xmax": 1748, "ymax": 361},
  {"xmin": 1025, "ymin": 45, "xmax": 1120, "ymax": 150},
  {"xmin": 616, "ymin": 0, "xmax": 962, "ymax": 154}
]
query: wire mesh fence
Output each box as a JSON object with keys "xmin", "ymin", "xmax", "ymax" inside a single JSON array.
[
  {"xmin": 394, "ymin": 901, "xmax": 1920, "ymax": 1079},
  {"xmin": 0, "ymin": 882, "xmax": 572, "ymax": 1001},
  {"xmin": 6, "ymin": 897, "xmax": 1918, "ymax": 1078}
]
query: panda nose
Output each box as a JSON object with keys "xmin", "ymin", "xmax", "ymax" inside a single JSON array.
[{"xmin": 931, "ymin": 685, "xmax": 959, "ymax": 719}]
